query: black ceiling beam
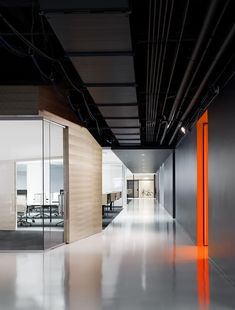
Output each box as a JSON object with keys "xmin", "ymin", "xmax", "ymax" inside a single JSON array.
[
  {"xmin": 109, "ymin": 126, "xmax": 140, "ymax": 129},
  {"xmin": 97, "ymin": 103, "xmax": 138, "ymax": 107},
  {"xmin": 105, "ymin": 117, "xmax": 139, "ymax": 119},
  {"xmin": 67, "ymin": 51, "xmax": 133, "ymax": 57},
  {"xmin": 114, "ymin": 133, "xmax": 140, "ymax": 135},
  {"xmin": 42, "ymin": 8, "xmax": 131, "ymax": 15},
  {"xmin": 84, "ymin": 82, "xmax": 137, "ymax": 87},
  {"xmin": 0, "ymin": 32, "xmax": 54, "ymax": 36},
  {"xmin": 118, "ymin": 138, "xmax": 140, "ymax": 140}
]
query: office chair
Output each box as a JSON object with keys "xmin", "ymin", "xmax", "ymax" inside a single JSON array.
[
  {"xmin": 56, "ymin": 191, "xmax": 64, "ymax": 226},
  {"xmin": 17, "ymin": 195, "xmax": 31, "ymax": 227}
]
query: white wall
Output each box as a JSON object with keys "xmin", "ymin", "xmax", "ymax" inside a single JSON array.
[
  {"xmin": 0, "ymin": 120, "xmax": 43, "ymax": 161},
  {"xmin": 0, "ymin": 120, "xmax": 43, "ymax": 230},
  {"xmin": 0, "ymin": 161, "xmax": 16, "ymax": 230},
  {"xmin": 159, "ymin": 164, "xmax": 164, "ymax": 206},
  {"xmin": 139, "ymin": 180, "xmax": 154, "ymax": 198},
  {"xmin": 102, "ymin": 149, "xmax": 124, "ymax": 194},
  {"xmin": 26, "ymin": 161, "xmax": 43, "ymax": 205},
  {"xmin": 102, "ymin": 163, "xmax": 123, "ymax": 193}
]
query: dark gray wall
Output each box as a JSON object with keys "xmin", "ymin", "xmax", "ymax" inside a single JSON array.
[
  {"xmin": 163, "ymin": 153, "xmax": 174, "ymax": 217},
  {"xmin": 175, "ymin": 127, "xmax": 197, "ymax": 243},
  {"xmin": 208, "ymin": 75, "xmax": 235, "ymax": 284}
]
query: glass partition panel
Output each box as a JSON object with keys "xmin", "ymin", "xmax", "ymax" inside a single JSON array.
[
  {"xmin": 0, "ymin": 119, "xmax": 44, "ymax": 250},
  {"xmin": 43, "ymin": 120, "xmax": 64, "ymax": 249}
]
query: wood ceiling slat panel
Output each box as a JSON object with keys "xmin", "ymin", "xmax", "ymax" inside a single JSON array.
[
  {"xmin": 115, "ymin": 134, "xmax": 140, "ymax": 139},
  {"xmin": 48, "ymin": 14, "xmax": 132, "ymax": 52},
  {"xmin": 40, "ymin": 0, "xmax": 129, "ymax": 10},
  {"xmin": 98, "ymin": 105, "xmax": 138, "ymax": 118},
  {"xmin": 119, "ymin": 140, "xmax": 141, "ymax": 144},
  {"xmin": 106, "ymin": 118, "xmax": 139, "ymax": 127},
  {"xmin": 112, "ymin": 128, "xmax": 140, "ymax": 134},
  {"xmin": 71, "ymin": 56, "xmax": 135, "ymax": 84},
  {"xmin": 88, "ymin": 86, "xmax": 137, "ymax": 104}
]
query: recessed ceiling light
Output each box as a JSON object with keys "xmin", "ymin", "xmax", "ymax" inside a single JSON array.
[{"xmin": 181, "ymin": 126, "xmax": 186, "ymax": 134}]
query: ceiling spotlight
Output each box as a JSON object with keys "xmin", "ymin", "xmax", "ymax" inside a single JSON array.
[
  {"xmin": 141, "ymin": 153, "xmax": 145, "ymax": 156},
  {"xmin": 181, "ymin": 126, "xmax": 186, "ymax": 134}
]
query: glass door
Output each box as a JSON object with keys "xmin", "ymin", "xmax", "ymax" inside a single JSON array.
[
  {"xmin": 43, "ymin": 120, "xmax": 65, "ymax": 249},
  {"xmin": 0, "ymin": 119, "xmax": 44, "ymax": 250}
]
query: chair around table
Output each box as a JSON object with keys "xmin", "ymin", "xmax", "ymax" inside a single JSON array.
[{"xmin": 17, "ymin": 195, "xmax": 31, "ymax": 227}]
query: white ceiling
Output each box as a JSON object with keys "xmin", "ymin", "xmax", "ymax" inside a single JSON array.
[{"xmin": 112, "ymin": 149, "xmax": 173, "ymax": 173}]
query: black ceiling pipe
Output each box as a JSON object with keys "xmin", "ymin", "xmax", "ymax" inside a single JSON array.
[
  {"xmin": 146, "ymin": 0, "xmax": 160, "ymax": 141},
  {"xmin": 149, "ymin": 0, "xmax": 168, "ymax": 137},
  {"xmin": 154, "ymin": 0, "xmax": 189, "ymax": 143},
  {"xmin": 155, "ymin": 0, "xmax": 189, "ymax": 141},
  {"xmin": 159, "ymin": 0, "xmax": 220, "ymax": 145},
  {"xmin": 174, "ymin": 0, "xmax": 230, "ymax": 123},
  {"xmin": 150, "ymin": 0, "xmax": 174, "ymax": 142},
  {"xmin": 168, "ymin": 21, "xmax": 235, "ymax": 145},
  {"xmin": 145, "ymin": 0, "xmax": 153, "ymax": 140}
]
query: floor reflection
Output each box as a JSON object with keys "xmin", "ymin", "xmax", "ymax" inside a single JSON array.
[
  {"xmin": 197, "ymin": 247, "xmax": 210, "ymax": 310},
  {"xmin": 0, "ymin": 198, "xmax": 235, "ymax": 309}
]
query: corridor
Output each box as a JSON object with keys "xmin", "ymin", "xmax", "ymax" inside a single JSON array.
[{"xmin": 0, "ymin": 199, "xmax": 235, "ymax": 310}]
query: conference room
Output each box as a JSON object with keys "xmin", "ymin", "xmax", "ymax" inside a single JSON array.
[{"xmin": 0, "ymin": 117, "xmax": 65, "ymax": 250}]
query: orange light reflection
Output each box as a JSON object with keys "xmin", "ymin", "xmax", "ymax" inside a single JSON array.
[{"xmin": 167, "ymin": 246, "xmax": 210, "ymax": 309}]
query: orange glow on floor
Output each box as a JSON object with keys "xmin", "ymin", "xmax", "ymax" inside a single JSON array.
[
  {"xmin": 166, "ymin": 245, "xmax": 210, "ymax": 308},
  {"xmin": 166, "ymin": 246, "xmax": 208, "ymax": 263},
  {"xmin": 197, "ymin": 247, "xmax": 210, "ymax": 309}
]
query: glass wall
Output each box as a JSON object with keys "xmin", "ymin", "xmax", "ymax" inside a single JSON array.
[
  {"xmin": 127, "ymin": 174, "xmax": 155, "ymax": 199},
  {"xmin": 0, "ymin": 118, "xmax": 65, "ymax": 250},
  {"xmin": 43, "ymin": 120, "xmax": 64, "ymax": 249}
]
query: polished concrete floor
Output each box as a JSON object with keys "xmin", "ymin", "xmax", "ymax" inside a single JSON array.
[{"xmin": 0, "ymin": 198, "xmax": 235, "ymax": 309}]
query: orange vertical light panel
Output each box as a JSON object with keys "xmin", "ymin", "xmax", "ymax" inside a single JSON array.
[
  {"xmin": 196, "ymin": 111, "xmax": 208, "ymax": 247},
  {"xmin": 203, "ymin": 124, "xmax": 208, "ymax": 246}
]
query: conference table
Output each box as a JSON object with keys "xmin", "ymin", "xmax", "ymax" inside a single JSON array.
[{"xmin": 27, "ymin": 204, "xmax": 59, "ymax": 223}]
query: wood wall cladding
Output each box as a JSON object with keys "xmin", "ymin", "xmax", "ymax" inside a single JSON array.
[
  {"xmin": 0, "ymin": 86, "xmax": 38, "ymax": 115},
  {"xmin": 38, "ymin": 86, "xmax": 79, "ymax": 124},
  {"xmin": 40, "ymin": 108, "xmax": 102, "ymax": 243}
]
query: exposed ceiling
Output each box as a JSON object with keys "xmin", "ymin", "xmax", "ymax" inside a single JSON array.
[
  {"xmin": 1, "ymin": 0, "xmax": 235, "ymax": 148},
  {"xmin": 112, "ymin": 149, "xmax": 172, "ymax": 173}
]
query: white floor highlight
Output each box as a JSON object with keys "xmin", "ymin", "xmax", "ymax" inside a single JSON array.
[{"xmin": 0, "ymin": 198, "xmax": 235, "ymax": 310}]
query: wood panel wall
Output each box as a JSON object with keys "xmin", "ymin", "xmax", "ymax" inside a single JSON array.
[
  {"xmin": 39, "ymin": 87, "xmax": 102, "ymax": 243},
  {"xmin": 0, "ymin": 86, "xmax": 38, "ymax": 115},
  {"xmin": 38, "ymin": 86, "xmax": 79, "ymax": 124}
]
